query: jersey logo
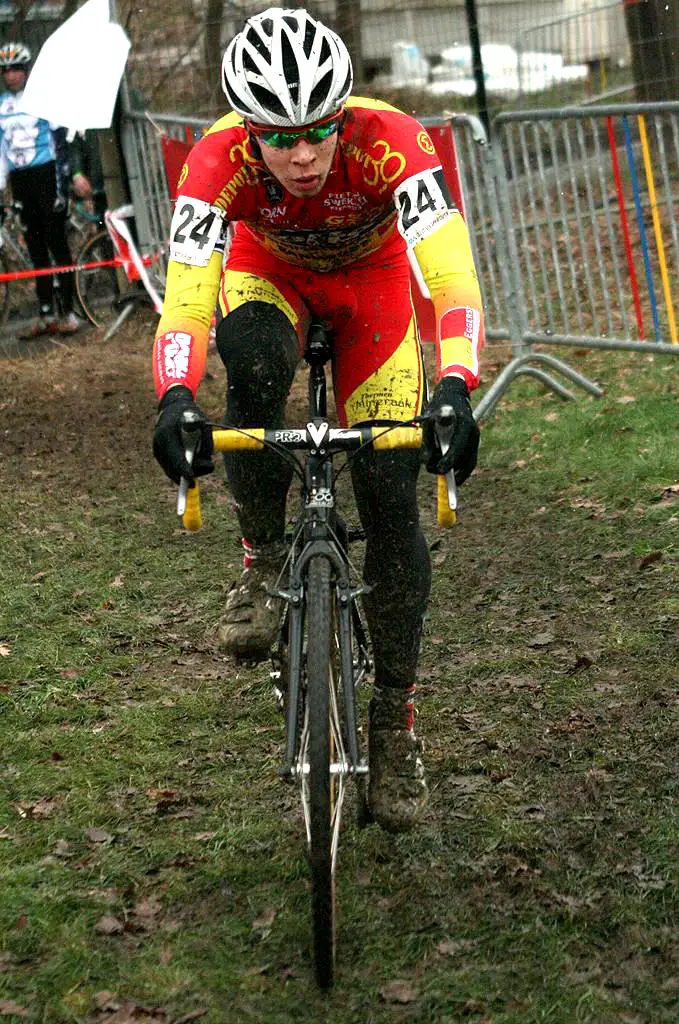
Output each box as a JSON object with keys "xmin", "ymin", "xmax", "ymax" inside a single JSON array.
[
  {"xmin": 417, "ymin": 130, "xmax": 436, "ymax": 155},
  {"xmin": 177, "ymin": 162, "xmax": 189, "ymax": 190},
  {"xmin": 169, "ymin": 197, "xmax": 224, "ymax": 266},
  {"xmin": 394, "ymin": 167, "xmax": 454, "ymax": 247},
  {"xmin": 344, "ymin": 138, "xmax": 407, "ymax": 194}
]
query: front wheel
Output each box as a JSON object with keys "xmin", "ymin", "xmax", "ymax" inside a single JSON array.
[
  {"xmin": 305, "ymin": 555, "xmax": 337, "ymax": 988},
  {"xmin": 74, "ymin": 230, "xmax": 122, "ymax": 329}
]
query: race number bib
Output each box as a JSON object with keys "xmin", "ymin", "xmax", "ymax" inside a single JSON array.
[
  {"xmin": 394, "ymin": 167, "xmax": 454, "ymax": 248},
  {"xmin": 169, "ymin": 197, "xmax": 224, "ymax": 266}
]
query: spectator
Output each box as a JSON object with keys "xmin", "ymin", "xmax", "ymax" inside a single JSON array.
[{"xmin": 0, "ymin": 42, "xmax": 90, "ymax": 337}]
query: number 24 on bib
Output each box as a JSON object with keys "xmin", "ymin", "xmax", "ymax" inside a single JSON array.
[
  {"xmin": 169, "ymin": 198, "xmax": 224, "ymax": 266},
  {"xmin": 394, "ymin": 168, "xmax": 455, "ymax": 247}
]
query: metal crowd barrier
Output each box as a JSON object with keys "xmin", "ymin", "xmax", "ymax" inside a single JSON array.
[{"xmin": 119, "ymin": 101, "xmax": 678, "ymax": 419}]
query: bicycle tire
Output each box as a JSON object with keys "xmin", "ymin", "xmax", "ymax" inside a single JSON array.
[
  {"xmin": 305, "ymin": 554, "xmax": 337, "ymax": 988},
  {"xmin": 74, "ymin": 230, "xmax": 122, "ymax": 329}
]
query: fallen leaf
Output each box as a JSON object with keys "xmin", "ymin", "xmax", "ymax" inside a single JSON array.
[
  {"xmin": 110, "ymin": 573, "xmax": 125, "ymax": 589},
  {"xmin": 98, "ymin": 1002, "xmax": 169, "ymax": 1024},
  {"xmin": 191, "ymin": 831, "xmax": 216, "ymax": 842},
  {"xmin": 379, "ymin": 981, "xmax": 419, "ymax": 1004},
  {"xmin": 84, "ymin": 827, "xmax": 113, "ymax": 844},
  {"xmin": 656, "ymin": 483, "xmax": 679, "ymax": 505},
  {"xmin": 616, "ymin": 394, "xmax": 636, "ymax": 404},
  {"xmin": 527, "ymin": 631, "xmax": 555, "ymax": 647},
  {"xmin": 638, "ymin": 550, "xmax": 663, "ymax": 570},
  {"xmin": 173, "ymin": 1011, "xmax": 208, "ymax": 1024},
  {"xmin": 12, "ymin": 797, "xmax": 60, "ymax": 819},
  {"xmin": 93, "ymin": 991, "xmax": 120, "ymax": 1011},
  {"xmin": 0, "ymin": 644, "xmax": 10, "ymax": 657},
  {"xmin": 251, "ymin": 907, "xmax": 276, "ymax": 931},
  {"xmin": 134, "ymin": 897, "xmax": 162, "ymax": 919},
  {"xmin": 60, "ymin": 669, "xmax": 79, "ymax": 679},
  {"xmin": 568, "ymin": 653, "xmax": 594, "ymax": 674},
  {"xmin": 0, "ymin": 1000, "xmax": 29, "ymax": 1017},
  {"xmin": 94, "ymin": 914, "xmax": 124, "ymax": 935}
]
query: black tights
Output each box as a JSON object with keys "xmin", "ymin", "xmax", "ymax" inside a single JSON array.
[
  {"xmin": 216, "ymin": 302, "xmax": 431, "ymax": 690},
  {"xmin": 10, "ymin": 162, "xmax": 75, "ymax": 316}
]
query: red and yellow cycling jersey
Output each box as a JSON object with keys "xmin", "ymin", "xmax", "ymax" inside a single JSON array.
[{"xmin": 153, "ymin": 97, "xmax": 483, "ymax": 405}]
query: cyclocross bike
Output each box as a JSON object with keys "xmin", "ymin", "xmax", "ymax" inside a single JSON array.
[{"xmin": 176, "ymin": 324, "xmax": 456, "ymax": 988}]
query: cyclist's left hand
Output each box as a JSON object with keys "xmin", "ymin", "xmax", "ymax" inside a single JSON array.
[
  {"xmin": 421, "ymin": 376, "xmax": 480, "ymax": 485},
  {"xmin": 53, "ymin": 194, "xmax": 68, "ymax": 214}
]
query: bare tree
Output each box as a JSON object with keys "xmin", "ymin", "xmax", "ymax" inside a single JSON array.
[
  {"xmin": 335, "ymin": 0, "xmax": 363, "ymax": 84},
  {"xmin": 625, "ymin": 0, "xmax": 679, "ymax": 101}
]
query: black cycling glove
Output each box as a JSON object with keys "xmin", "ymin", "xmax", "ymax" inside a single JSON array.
[
  {"xmin": 153, "ymin": 385, "xmax": 214, "ymax": 486},
  {"xmin": 421, "ymin": 376, "xmax": 480, "ymax": 485}
]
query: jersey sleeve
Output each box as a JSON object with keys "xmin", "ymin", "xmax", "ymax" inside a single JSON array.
[
  {"xmin": 153, "ymin": 123, "xmax": 243, "ymax": 401},
  {"xmin": 413, "ymin": 211, "xmax": 484, "ymax": 391}
]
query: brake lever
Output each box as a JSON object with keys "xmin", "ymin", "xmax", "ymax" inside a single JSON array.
[
  {"xmin": 176, "ymin": 409, "xmax": 202, "ymax": 517},
  {"xmin": 433, "ymin": 404, "xmax": 458, "ymax": 513}
]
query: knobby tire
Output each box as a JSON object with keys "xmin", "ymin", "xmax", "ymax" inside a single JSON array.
[{"xmin": 306, "ymin": 555, "xmax": 336, "ymax": 988}]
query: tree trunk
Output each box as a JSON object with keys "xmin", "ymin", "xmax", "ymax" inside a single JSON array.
[
  {"xmin": 335, "ymin": 0, "xmax": 363, "ymax": 85},
  {"xmin": 624, "ymin": 0, "xmax": 679, "ymax": 102}
]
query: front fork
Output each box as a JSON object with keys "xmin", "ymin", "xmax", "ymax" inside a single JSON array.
[{"xmin": 274, "ymin": 539, "xmax": 370, "ymax": 780}]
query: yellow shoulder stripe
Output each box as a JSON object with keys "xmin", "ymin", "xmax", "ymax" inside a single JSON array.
[
  {"xmin": 205, "ymin": 111, "xmax": 244, "ymax": 136},
  {"xmin": 345, "ymin": 95, "xmax": 405, "ymax": 116}
]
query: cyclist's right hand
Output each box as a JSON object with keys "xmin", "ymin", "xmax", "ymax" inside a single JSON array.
[{"xmin": 153, "ymin": 385, "xmax": 214, "ymax": 485}]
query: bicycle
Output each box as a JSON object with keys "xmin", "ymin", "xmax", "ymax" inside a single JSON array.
[
  {"xmin": 74, "ymin": 204, "xmax": 164, "ymax": 337},
  {"xmin": 0, "ymin": 201, "xmax": 39, "ymax": 326},
  {"xmin": 176, "ymin": 323, "xmax": 457, "ymax": 987},
  {"xmin": 0, "ymin": 198, "xmax": 105, "ymax": 334}
]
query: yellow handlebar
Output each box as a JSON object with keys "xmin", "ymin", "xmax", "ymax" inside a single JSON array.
[
  {"xmin": 182, "ymin": 481, "xmax": 203, "ymax": 531},
  {"xmin": 180, "ymin": 425, "xmax": 457, "ymax": 530},
  {"xmin": 370, "ymin": 426, "xmax": 422, "ymax": 449},
  {"xmin": 437, "ymin": 475, "xmax": 457, "ymax": 528},
  {"xmin": 213, "ymin": 428, "xmax": 265, "ymax": 451}
]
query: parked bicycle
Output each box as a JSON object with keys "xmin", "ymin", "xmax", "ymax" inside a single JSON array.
[
  {"xmin": 0, "ymin": 197, "xmax": 109, "ymax": 332},
  {"xmin": 176, "ymin": 323, "xmax": 456, "ymax": 987},
  {"xmin": 74, "ymin": 204, "xmax": 164, "ymax": 337}
]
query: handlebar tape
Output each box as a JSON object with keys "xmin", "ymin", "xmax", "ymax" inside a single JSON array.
[{"xmin": 182, "ymin": 481, "xmax": 203, "ymax": 531}]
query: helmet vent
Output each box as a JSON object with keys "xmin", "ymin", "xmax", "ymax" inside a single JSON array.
[
  {"xmin": 281, "ymin": 34, "xmax": 299, "ymax": 105},
  {"xmin": 248, "ymin": 28, "xmax": 271, "ymax": 60},
  {"xmin": 250, "ymin": 83, "xmax": 286, "ymax": 119},
  {"xmin": 243, "ymin": 50, "xmax": 258, "ymax": 74},
  {"xmin": 302, "ymin": 19, "xmax": 315, "ymax": 57},
  {"xmin": 309, "ymin": 69, "xmax": 333, "ymax": 114}
]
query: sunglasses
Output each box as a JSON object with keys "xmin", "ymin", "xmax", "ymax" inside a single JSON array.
[{"xmin": 251, "ymin": 118, "xmax": 340, "ymax": 150}]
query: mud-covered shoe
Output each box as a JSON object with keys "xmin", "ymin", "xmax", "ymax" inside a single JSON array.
[
  {"xmin": 56, "ymin": 312, "xmax": 81, "ymax": 335},
  {"xmin": 368, "ymin": 686, "xmax": 428, "ymax": 833},
  {"xmin": 18, "ymin": 316, "xmax": 56, "ymax": 340},
  {"xmin": 217, "ymin": 542, "xmax": 286, "ymax": 661}
]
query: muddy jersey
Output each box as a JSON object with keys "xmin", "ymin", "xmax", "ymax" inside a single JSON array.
[
  {"xmin": 154, "ymin": 97, "xmax": 484, "ymax": 401},
  {"xmin": 171, "ymin": 97, "xmax": 454, "ymax": 272}
]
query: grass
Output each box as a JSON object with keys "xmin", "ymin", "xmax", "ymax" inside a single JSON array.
[{"xmin": 0, "ymin": 326, "xmax": 677, "ymax": 1023}]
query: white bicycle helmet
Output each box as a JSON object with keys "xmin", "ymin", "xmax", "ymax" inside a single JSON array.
[
  {"xmin": 0, "ymin": 42, "xmax": 31, "ymax": 69},
  {"xmin": 222, "ymin": 8, "xmax": 353, "ymax": 127}
]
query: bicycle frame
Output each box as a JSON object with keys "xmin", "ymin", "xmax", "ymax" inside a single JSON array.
[
  {"xmin": 176, "ymin": 326, "xmax": 456, "ymax": 986},
  {"xmin": 276, "ymin": 324, "xmax": 370, "ymax": 780}
]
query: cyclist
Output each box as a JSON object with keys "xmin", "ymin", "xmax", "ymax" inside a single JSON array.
[
  {"xmin": 0, "ymin": 42, "xmax": 88, "ymax": 337},
  {"xmin": 152, "ymin": 8, "xmax": 483, "ymax": 833}
]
